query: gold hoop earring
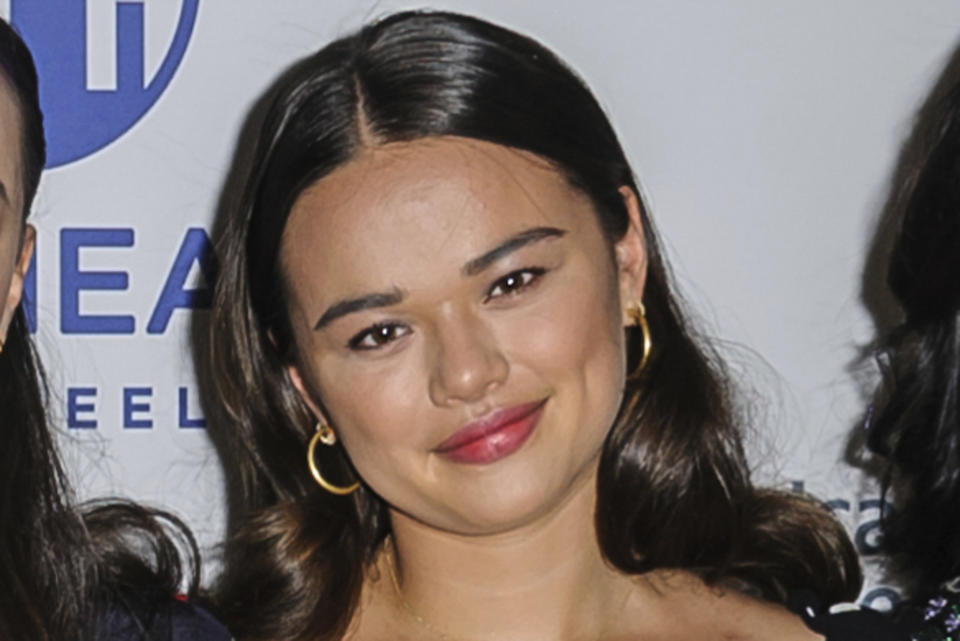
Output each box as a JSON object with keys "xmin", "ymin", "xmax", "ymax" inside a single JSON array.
[
  {"xmin": 0, "ymin": 338, "xmax": 4, "ymax": 354},
  {"xmin": 318, "ymin": 422, "xmax": 337, "ymax": 445},
  {"xmin": 307, "ymin": 423, "xmax": 360, "ymax": 496},
  {"xmin": 626, "ymin": 303, "xmax": 652, "ymax": 379}
]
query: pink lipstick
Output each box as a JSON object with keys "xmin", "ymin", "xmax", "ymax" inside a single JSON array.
[{"xmin": 435, "ymin": 399, "xmax": 547, "ymax": 464}]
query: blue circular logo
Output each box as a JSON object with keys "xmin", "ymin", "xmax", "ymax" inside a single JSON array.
[{"xmin": 12, "ymin": 0, "xmax": 199, "ymax": 168}]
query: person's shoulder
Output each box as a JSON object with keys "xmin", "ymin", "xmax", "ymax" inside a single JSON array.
[
  {"xmin": 893, "ymin": 577, "xmax": 960, "ymax": 641},
  {"xmin": 659, "ymin": 581, "xmax": 906, "ymax": 641},
  {"xmin": 789, "ymin": 589, "xmax": 909, "ymax": 641},
  {"xmin": 622, "ymin": 572, "xmax": 838, "ymax": 640},
  {"xmin": 165, "ymin": 598, "xmax": 232, "ymax": 641},
  {"xmin": 97, "ymin": 594, "xmax": 232, "ymax": 641}
]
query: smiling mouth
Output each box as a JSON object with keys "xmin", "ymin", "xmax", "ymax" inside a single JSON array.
[{"xmin": 434, "ymin": 398, "xmax": 548, "ymax": 464}]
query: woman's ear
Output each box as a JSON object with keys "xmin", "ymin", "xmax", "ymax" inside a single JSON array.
[
  {"xmin": 0, "ymin": 223, "xmax": 35, "ymax": 341},
  {"xmin": 614, "ymin": 186, "xmax": 648, "ymax": 325},
  {"xmin": 287, "ymin": 363, "xmax": 329, "ymax": 426}
]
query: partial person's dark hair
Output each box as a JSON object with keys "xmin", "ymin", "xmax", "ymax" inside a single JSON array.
[
  {"xmin": 866, "ymin": 66, "xmax": 960, "ymax": 594},
  {"xmin": 0, "ymin": 18, "xmax": 201, "ymax": 641},
  {"xmin": 210, "ymin": 11, "xmax": 861, "ymax": 641}
]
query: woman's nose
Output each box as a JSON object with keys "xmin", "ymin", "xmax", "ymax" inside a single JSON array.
[{"xmin": 427, "ymin": 313, "xmax": 509, "ymax": 407}]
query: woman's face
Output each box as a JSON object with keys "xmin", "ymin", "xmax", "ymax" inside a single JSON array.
[
  {"xmin": 282, "ymin": 137, "xmax": 646, "ymax": 534},
  {"xmin": 0, "ymin": 77, "xmax": 34, "ymax": 343}
]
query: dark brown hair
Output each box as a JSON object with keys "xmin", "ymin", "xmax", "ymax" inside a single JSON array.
[
  {"xmin": 209, "ymin": 11, "xmax": 861, "ymax": 640},
  {"xmin": 0, "ymin": 18, "xmax": 202, "ymax": 641},
  {"xmin": 866, "ymin": 53, "xmax": 960, "ymax": 594}
]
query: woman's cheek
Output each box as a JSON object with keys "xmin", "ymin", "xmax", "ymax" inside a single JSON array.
[
  {"xmin": 318, "ymin": 347, "xmax": 427, "ymax": 445},
  {"xmin": 506, "ymin": 275, "xmax": 620, "ymax": 378}
]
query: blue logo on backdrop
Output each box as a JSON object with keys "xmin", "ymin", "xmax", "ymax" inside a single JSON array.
[{"xmin": 11, "ymin": 0, "xmax": 199, "ymax": 168}]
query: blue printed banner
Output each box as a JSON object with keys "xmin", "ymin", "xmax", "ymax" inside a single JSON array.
[{"xmin": 11, "ymin": 0, "xmax": 198, "ymax": 167}]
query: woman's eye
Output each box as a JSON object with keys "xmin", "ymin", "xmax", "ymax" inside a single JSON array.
[
  {"xmin": 486, "ymin": 268, "xmax": 545, "ymax": 300},
  {"xmin": 348, "ymin": 323, "xmax": 410, "ymax": 350}
]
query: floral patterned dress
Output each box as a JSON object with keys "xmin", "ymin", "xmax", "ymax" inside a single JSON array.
[{"xmin": 898, "ymin": 578, "xmax": 960, "ymax": 641}]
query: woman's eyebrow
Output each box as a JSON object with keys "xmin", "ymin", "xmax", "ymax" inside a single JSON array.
[
  {"xmin": 461, "ymin": 226, "xmax": 567, "ymax": 277},
  {"xmin": 314, "ymin": 289, "xmax": 404, "ymax": 330},
  {"xmin": 313, "ymin": 227, "xmax": 566, "ymax": 331}
]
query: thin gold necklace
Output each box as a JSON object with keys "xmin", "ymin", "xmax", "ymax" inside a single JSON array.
[
  {"xmin": 384, "ymin": 536, "xmax": 472, "ymax": 641},
  {"xmin": 382, "ymin": 536, "xmax": 632, "ymax": 641}
]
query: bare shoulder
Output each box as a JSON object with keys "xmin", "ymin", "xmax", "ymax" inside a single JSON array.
[
  {"xmin": 706, "ymin": 588, "xmax": 824, "ymax": 641},
  {"xmin": 620, "ymin": 571, "xmax": 824, "ymax": 641}
]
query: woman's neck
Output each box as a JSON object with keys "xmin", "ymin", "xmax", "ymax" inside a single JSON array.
[
  {"xmin": 352, "ymin": 467, "xmax": 821, "ymax": 641},
  {"xmin": 372, "ymin": 466, "xmax": 648, "ymax": 641}
]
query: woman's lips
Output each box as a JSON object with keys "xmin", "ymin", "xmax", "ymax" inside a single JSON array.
[{"xmin": 434, "ymin": 398, "xmax": 547, "ymax": 464}]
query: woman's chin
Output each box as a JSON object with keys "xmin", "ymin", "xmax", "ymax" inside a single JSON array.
[{"xmin": 400, "ymin": 468, "xmax": 594, "ymax": 538}]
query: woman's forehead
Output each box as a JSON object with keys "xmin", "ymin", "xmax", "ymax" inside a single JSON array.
[
  {"xmin": 280, "ymin": 137, "xmax": 594, "ymax": 275},
  {"xmin": 290, "ymin": 138, "xmax": 566, "ymax": 217}
]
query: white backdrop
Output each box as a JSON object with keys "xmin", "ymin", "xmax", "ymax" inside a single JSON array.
[{"xmin": 7, "ymin": 1, "xmax": 959, "ymax": 609}]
